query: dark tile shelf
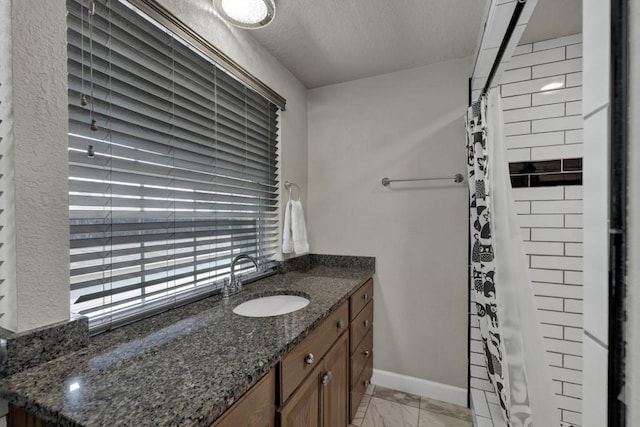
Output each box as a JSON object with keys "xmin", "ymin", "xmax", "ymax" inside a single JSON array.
[
  {"xmin": 509, "ymin": 159, "xmax": 562, "ymax": 175},
  {"xmin": 530, "ymin": 172, "xmax": 582, "ymax": 187},
  {"xmin": 510, "ymin": 158, "xmax": 583, "ymax": 188}
]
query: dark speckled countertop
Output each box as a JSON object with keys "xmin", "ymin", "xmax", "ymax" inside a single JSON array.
[{"xmin": 0, "ymin": 265, "xmax": 373, "ymax": 427}]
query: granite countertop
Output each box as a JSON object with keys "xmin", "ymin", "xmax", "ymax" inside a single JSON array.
[{"xmin": 0, "ymin": 265, "xmax": 373, "ymax": 427}]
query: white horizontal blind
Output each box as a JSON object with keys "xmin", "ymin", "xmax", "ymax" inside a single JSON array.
[{"xmin": 67, "ymin": 0, "xmax": 279, "ymax": 330}]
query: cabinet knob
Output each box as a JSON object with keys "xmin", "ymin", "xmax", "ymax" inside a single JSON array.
[
  {"xmin": 322, "ymin": 371, "xmax": 333, "ymax": 386},
  {"xmin": 363, "ymin": 379, "xmax": 370, "ymax": 387},
  {"xmin": 363, "ymin": 293, "xmax": 369, "ymax": 300},
  {"xmin": 337, "ymin": 320, "xmax": 345, "ymax": 330},
  {"xmin": 363, "ymin": 350, "xmax": 370, "ymax": 357},
  {"xmin": 364, "ymin": 319, "xmax": 370, "ymax": 328},
  {"xmin": 305, "ymin": 353, "xmax": 314, "ymax": 365}
]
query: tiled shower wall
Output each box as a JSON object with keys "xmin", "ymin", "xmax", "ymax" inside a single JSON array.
[{"xmin": 470, "ymin": 34, "xmax": 583, "ymax": 427}]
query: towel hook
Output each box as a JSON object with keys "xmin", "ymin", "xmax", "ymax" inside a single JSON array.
[{"xmin": 284, "ymin": 181, "xmax": 301, "ymax": 201}]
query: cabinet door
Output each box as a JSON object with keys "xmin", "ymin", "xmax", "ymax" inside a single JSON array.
[
  {"xmin": 8, "ymin": 405, "xmax": 54, "ymax": 427},
  {"xmin": 212, "ymin": 369, "xmax": 276, "ymax": 427},
  {"xmin": 281, "ymin": 302, "xmax": 348, "ymax": 403},
  {"xmin": 321, "ymin": 332, "xmax": 349, "ymax": 427},
  {"xmin": 279, "ymin": 362, "xmax": 323, "ymax": 427}
]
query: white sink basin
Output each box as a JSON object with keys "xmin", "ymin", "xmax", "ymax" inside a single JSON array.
[{"xmin": 232, "ymin": 295, "xmax": 310, "ymax": 317}]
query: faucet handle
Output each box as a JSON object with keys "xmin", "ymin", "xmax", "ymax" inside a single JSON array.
[
  {"xmin": 221, "ymin": 278, "xmax": 230, "ymax": 299},
  {"xmin": 231, "ymin": 276, "xmax": 242, "ymax": 293}
]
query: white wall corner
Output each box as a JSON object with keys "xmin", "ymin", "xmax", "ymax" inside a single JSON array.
[
  {"xmin": 11, "ymin": 0, "xmax": 70, "ymax": 331},
  {"xmin": 372, "ymin": 368, "xmax": 468, "ymax": 407}
]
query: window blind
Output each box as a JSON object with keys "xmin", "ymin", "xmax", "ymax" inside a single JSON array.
[{"xmin": 67, "ymin": 0, "xmax": 280, "ymax": 330}]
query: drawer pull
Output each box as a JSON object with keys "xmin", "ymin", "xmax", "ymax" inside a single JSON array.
[
  {"xmin": 321, "ymin": 371, "xmax": 333, "ymax": 386},
  {"xmin": 364, "ymin": 319, "xmax": 370, "ymax": 328},
  {"xmin": 363, "ymin": 350, "xmax": 370, "ymax": 357},
  {"xmin": 363, "ymin": 293, "xmax": 369, "ymax": 300},
  {"xmin": 305, "ymin": 353, "xmax": 315, "ymax": 365},
  {"xmin": 337, "ymin": 320, "xmax": 345, "ymax": 330}
]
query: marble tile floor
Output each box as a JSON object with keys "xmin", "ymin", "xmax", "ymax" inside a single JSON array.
[{"xmin": 350, "ymin": 384, "xmax": 473, "ymax": 427}]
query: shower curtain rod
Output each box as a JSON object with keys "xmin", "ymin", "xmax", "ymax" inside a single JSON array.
[{"xmin": 478, "ymin": 0, "xmax": 527, "ymax": 100}]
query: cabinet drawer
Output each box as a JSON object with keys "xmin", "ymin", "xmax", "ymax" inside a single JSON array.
[
  {"xmin": 281, "ymin": 302, "xmax": 349, "ymax": 403},
  {"xmin": 211, "ymin": 369, "xmax": 275, "ymax": 427},
  {"xmin": 350, "ymin": 301, "xmax": 373, "ymax": 353},
  {"xmin": 350, "ymin": 329, "xmax": 373, "ymax": 388},
  {"xmin": 350, "ymin": 279, "xmax": 373, "ymax": 321},
  {"xmin": 349, "ymin": 355, "xmax": 373, "ymax": 422}
]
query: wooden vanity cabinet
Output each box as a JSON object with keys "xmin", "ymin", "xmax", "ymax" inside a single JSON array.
[
  {"xmin": 279, "ymin": 301, "xmax": 350, "ymax": 427},
  {"xmin": 279, "ymin": 278, "xmax": 373, "ymax": 427},
  {"xmin": 211, "ymin": 369, "xmax": 276, "ymax": 427},
  {"xmin": 278, "ymin": 361, "xmax": 323, "ymax": 427},
  {"xmin": 7, "ymin": 279, "xmax": 373, "ymax": 427},
  {"xmin": 321, "ymin": 332, "xmax": 349, "ymax": 427},
  {"xmin": 280, "ymin": 303, "xmax": 349, "ymax": 403},
  {"xmin": 349, "ymin": 278, "xmax": 374, "ymax": 423},
  {"xmin": 279, "ymin": 333, "xmax": 349, "ymax": 427},
  {"xmin": 185, "ymin": 291, "xmax": 363, "ymax": 427}
]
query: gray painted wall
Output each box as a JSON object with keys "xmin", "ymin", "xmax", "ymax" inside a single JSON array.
[{"xmin": 307, "ymin": 58, "xmax": 470, "ymax": 389}]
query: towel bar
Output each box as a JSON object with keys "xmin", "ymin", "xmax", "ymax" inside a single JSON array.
[{"xmin": 381, "ymin": 174, "xmax": 464, "ymax": 186}]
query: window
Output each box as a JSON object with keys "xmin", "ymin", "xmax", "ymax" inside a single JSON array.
[{"xmin": 67, "ymin": 0, "xmax": 281, "ymax": 331}]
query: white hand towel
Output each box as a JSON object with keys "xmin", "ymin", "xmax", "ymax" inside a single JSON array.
[
  {"xmin": 291, "ymin": 200, "xmax": 309, "ymax": 254},
  {"xmin": 282, "ymin": 200, "xmax": 294, "ymax": 254}
]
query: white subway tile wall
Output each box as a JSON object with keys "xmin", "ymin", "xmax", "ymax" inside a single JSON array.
[{"xmin": 470, "ymin": 34, "xmax": 583, "ymax": 427}]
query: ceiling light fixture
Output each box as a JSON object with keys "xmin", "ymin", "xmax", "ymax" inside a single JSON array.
[{"xmin": 213, "ymin": 0, "xmax": 276, "ymax": 29}]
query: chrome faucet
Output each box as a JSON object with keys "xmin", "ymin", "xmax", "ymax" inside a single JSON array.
[{"xmin": 223, "ymin": 254, "xmax": 259, "ymax": 298}]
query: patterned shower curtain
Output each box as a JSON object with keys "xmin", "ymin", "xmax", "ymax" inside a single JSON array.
[
  {"xmin": 465, "ymin": 97, "xmax": 511, "ymax": 421},
  {"xmin": 466, "ymin": 93, "xmax": 559, "ymax": 427}
]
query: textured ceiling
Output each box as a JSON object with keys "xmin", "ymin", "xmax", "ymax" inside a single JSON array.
[
  {"xmin": 520, "ymin": 0, "xmax": 582, "ymax": 44},
  {"xmin": 243, "ymin": 0, "xmax": 489, "ymax": 88}
]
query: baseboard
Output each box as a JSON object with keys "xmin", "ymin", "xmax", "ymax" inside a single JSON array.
[{"xmin": 371, "ymin": 369, "xmax": 468, "ymax": 407}]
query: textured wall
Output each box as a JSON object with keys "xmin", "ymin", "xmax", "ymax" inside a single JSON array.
[
  {"xmin": 156, "ymin": 0, "xmax": 309, "ymax": 261},
  {"xmin": 0, "ymin": 0, "xmax": 16, "ymax": 332},
  {"xmin": 11, "ymin": 0, "xmax": 70, "ymax": 332},
  {"xmin": 0, "ymin": 2, "xmax": 12, "ymax": 426},
  {"xmin": 307, "ymin": 58, "xmax": 470, "ymax": 389}
]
